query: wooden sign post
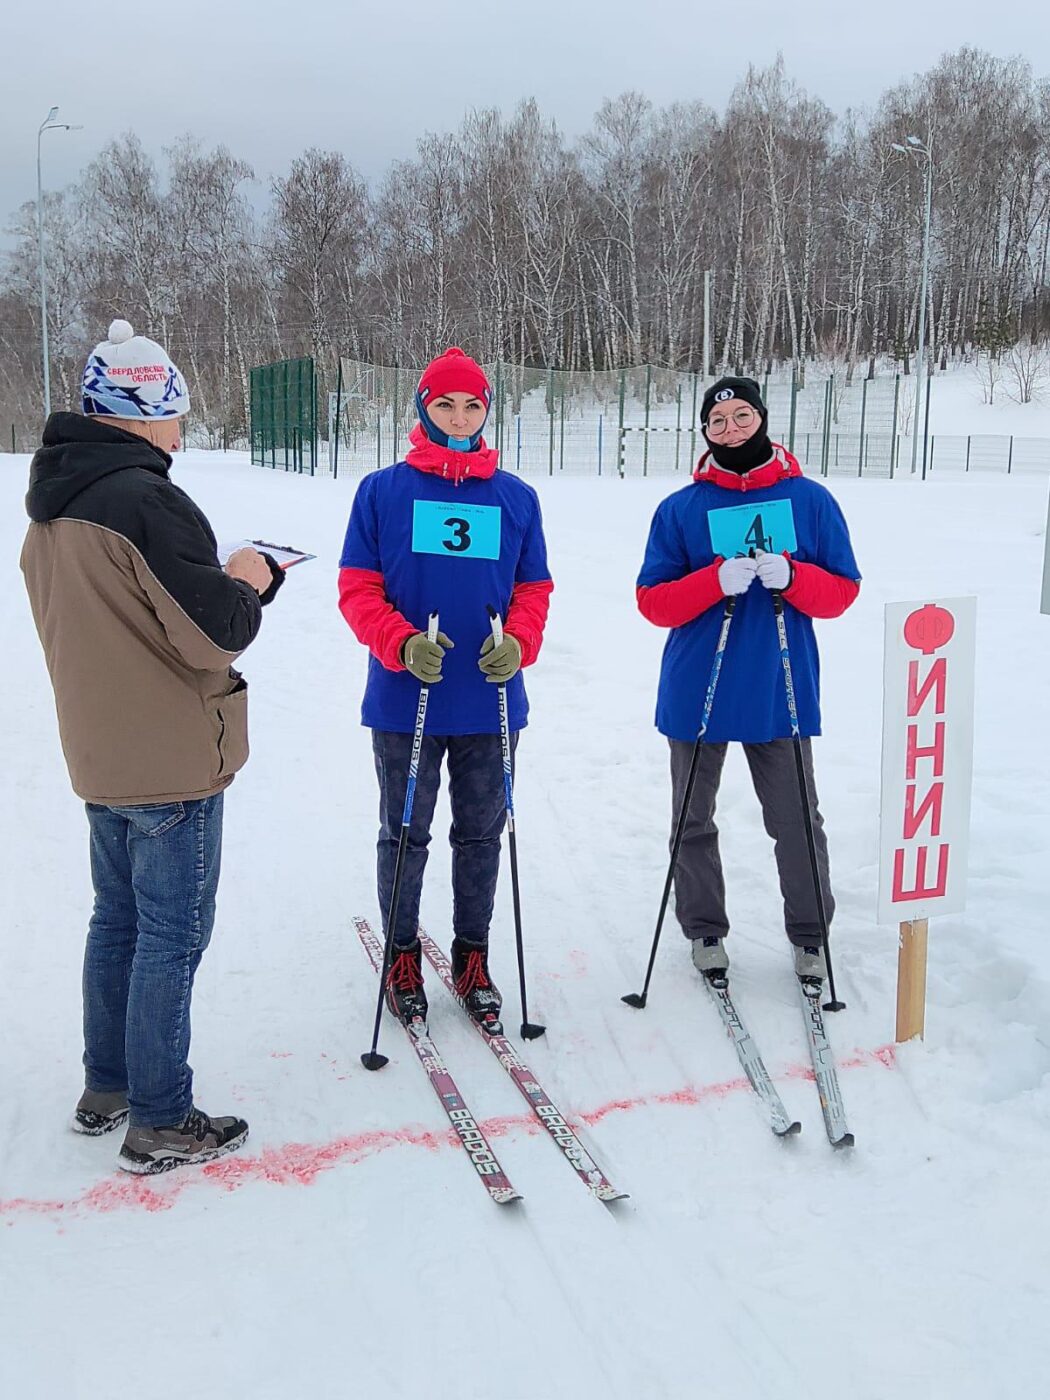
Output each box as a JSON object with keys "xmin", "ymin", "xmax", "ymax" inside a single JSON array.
[
  {"xmin": 895, "ymin": 918, "xmax": 929, "ymax": 1043},
  {"xmin": 879, "ymin": 599, "xmax": 976, "ymax": 1042}
]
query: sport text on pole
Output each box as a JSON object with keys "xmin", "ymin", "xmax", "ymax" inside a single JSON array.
[
  {"xmin": 487, "ymin": 603, "xmax": 546, "ymax": 1040},
  {"xmin": 623, "ymin": 596, "xmax": 737, "ymax": 1009},
  {"xmin": 361, "ymin": 611, "xmax": 440, "ymax": 1071}
]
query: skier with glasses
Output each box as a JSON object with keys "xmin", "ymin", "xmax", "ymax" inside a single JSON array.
[{"xmin": 636, "ymin": 376, "xmax": 861, "ymax": 987}]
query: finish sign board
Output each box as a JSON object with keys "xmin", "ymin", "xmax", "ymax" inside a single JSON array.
[{"xmin": 878, "ymin": 598, "xmax": 976, "ymax": 925}]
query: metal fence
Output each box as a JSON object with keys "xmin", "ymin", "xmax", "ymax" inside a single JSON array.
[
  {"xmin": 241, "ymin": 355, "xmax": 1050, "ymax": 481},
  {"xmin": 328, "ymin": 359, "xmax": 907, "ymax": 479},
  {"xmin": 926, "ymin": 435, "xmax": 1050, "ymax": 475},
  {"xmin": 250, "ymin": 357, "xmax": 317, "ymax": 474}
]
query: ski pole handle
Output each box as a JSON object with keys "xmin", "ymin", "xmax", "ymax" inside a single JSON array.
[
  {"xmin": 427, "ymin": 611, "xmax": 439, "ymax": 645},
  {"xmin": 486, "ymin": 603, "xmax": 504, "ymax": 647}
]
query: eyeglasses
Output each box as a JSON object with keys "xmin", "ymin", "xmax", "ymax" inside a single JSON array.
[{"xmin": 707, "ymin": 407, "xmax": 757, "ymax": 434}]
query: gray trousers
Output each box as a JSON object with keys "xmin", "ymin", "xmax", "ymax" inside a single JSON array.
[{"xmin": 668, "ymin": 738, "xmax": 835, "ymax": 947}]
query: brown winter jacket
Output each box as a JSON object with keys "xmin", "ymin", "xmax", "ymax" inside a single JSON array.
[{"xmin": 20, "ymin": 413, "xmax": 282, "ymax": 806}]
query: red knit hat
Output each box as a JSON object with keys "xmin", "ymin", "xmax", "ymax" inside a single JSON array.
[{"xmin": 417, "ymin": 346, "xmax": 491, "ymax": 406}]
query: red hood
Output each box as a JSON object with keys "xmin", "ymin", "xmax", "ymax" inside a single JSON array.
[
  {"xmin": 404, "ymin": 423, "xmax": 499, "ymax": 484},
  {"xmin": 693, "ymin": 442, "xmax": 803, "ymax": 492}
]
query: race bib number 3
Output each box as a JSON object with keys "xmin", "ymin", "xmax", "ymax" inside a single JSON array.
[
  {"xmin": 707, "ymin": 498, "xmax": 797, "ymax": 558},
  {"xmin": 412, "ymin": 500, "xmax": 502, "ymax": 560}
]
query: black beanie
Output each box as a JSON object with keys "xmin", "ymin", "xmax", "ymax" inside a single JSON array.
[
  {"xmin": 700, "ymin": 375, "xmax": 773, "ymax": 474},
  {"xmin": 700, "ymin": 376, "xmax": 766, "ymax": 425}
]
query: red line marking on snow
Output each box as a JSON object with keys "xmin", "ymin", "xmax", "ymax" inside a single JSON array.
[
  {"xmin": 0, "ymin": 1125, "xmax": 456, "ymax": 1220},
  {"xmin": 541, "ymin": 949, "xmax": 590, "ymax": 982},
  {"xmin": 0, "ymin": 1043, "xmax": 896, "ymax": 1223},
  {"xmin": 576, "ymin": 1044, "xmax": 896, "ymax": 1126}
]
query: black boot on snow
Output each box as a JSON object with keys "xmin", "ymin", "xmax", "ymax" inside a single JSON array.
[
  {"xmin": 452, "ymin": 939, "xmax": 503, "ymax": 1033},
  {"xmin": 73, "ymin": 1088, "xmax": 129, "ymax": 1136},
  {"xmin": 385, "ymin": 939, "xmax": 428, "ymax": 1023},
  {"xmin": 118, "ymin": 1107, "xmax": 248, "ymax": 1175}
]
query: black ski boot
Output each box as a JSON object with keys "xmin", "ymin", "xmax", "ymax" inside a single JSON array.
[
  {"xmin": 385, "ymin": 939, "xmax": 428, "ymax": 1023},
  {"xmin": 452, "ymin": 939, "xmax": 503, "ymax": 1033}
]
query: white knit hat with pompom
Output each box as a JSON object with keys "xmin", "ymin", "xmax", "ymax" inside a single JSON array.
[{"xmin": 82, "ymin": 319, "xmax": 190, "ymax": 419}]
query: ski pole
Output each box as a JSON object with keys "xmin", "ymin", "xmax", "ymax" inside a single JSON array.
[
  {"xmin": 487, "ymin": 605, "xmax": 546, "ymax": 1040},
  {"xmin": 770, "ymin": 591, "xmax": 845, "ymax": 1013},
  {"xmin": 362, "ymin": 611, "xmax": 439, "ymax": 1071},
  {"xmin": 624, "ymin": 596, "xmax": 737, "ymax": 1010}
]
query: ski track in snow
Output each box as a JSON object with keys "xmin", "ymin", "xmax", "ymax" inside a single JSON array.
[{"xmin": 2, "ymin": 448, "xmax": 1049, "ymax": 1398}]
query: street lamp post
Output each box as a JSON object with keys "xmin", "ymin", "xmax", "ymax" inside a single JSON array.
[
  {"xmin": 37, "ymin": 106, "xmax": 81, "ymax": 421},
  {"xmin": 891, "ymin": 135, "xmax": 934, "ymax": 474}
]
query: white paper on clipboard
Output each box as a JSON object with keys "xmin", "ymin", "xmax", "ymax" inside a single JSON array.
[{"xmin": 217, "ymin": 539, "xmax": 316, "ymax": 570}]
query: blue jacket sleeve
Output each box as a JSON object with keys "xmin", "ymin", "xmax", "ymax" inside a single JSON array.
[
  {"xmin": 813, "ymin": 487, "xmax": 861, "ymax": 581},
  {"xmin": 637, "ymin": 499, "xmax": 690, "ymax": 588},
  {"xmin": 515, "ymin": 488, "xmax": 552, "ymax": 584},
  {"xmin": 339, "ymin": 475, "xmax": 381, "ymax": 571}
]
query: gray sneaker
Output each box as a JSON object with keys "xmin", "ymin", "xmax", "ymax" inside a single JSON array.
[
  {"xmin": 118, "ymin": 1107, "xmax": 249, "ymax": 1175},
  {"xmin": 793, "ymin": 944, "xmax": 827, "ymax": 982},
  {"xmin": 73, "ymin": 1089, "xmax": 129, "ymax": 1136},
  {"xmin": 691, "ymin": 936, "xmax": 729, "ymax": 978}
]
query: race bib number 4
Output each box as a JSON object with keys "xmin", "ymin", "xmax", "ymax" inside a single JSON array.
[
  {"xmin": 412, "ymin": 500, "xmax": 502, "ymax": 560},
  {"xmin": 707, "ymin": 498, "xmax": 797, "ymax": 558}
]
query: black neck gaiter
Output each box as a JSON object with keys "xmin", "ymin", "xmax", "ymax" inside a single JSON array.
[{"xmin": 704, "ymin": 419, "xmax": 774, "ymax": 474}]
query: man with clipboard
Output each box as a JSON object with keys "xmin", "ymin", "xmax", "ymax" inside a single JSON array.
[{"xmin": 636, "ymin": 377, "xmax": 861, "ymax": 984}]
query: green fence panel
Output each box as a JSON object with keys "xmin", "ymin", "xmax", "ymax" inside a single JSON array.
[{"xmin": 249, "ymin": 356, "xmax": 317, "ymax": 474}]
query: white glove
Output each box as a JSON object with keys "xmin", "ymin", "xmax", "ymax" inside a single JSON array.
[
  {"xmin": 718, "ymin": 555, "xmax": 759, "ymax": 596},
  {"xmin": 755, "ymin": 550, "xmax": 792, "ymax": 591}
]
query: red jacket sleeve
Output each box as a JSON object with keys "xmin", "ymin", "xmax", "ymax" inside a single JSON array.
[
  {"xmin": 636, "ymin": 561, "xmax": 724, "ymax": 628},
  {"xmin": 783, "ymin": 561, "xmax": 860, "ymax": 619},
  {"xmin": 338, "ymin": 567, "xmax": 417, "ymax": 671},
  {"xmin": 505, "ymin": 579, "xmax": 554, "ymax": 667}
]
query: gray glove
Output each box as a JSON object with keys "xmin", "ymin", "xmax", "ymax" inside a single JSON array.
[
  {"xmin": 401, "ymin": 631, "xmax": 454, "ymax": 684},
  {"xmin": 479, "ymin": 633, "xmax": 523, "ymax": 683}
]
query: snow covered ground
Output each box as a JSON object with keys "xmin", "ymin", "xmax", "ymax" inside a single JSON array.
[
  {"xmin": 2, "ymin": 448, "xmax": 1049, "ymax": 1399},
  {"xmin": 926, "ymin": 358, "xmax": 1050, "ymax": 438}
]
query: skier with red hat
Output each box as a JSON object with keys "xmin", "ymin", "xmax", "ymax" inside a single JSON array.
[{"xmin": 338, "ymin": 348, "xmax": 553, "ymax": 1026}]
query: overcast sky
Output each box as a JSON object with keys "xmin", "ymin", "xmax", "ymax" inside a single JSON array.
[{"xmin": 3, "ymin": 0, "xmax": 1048, "ymax": 225}]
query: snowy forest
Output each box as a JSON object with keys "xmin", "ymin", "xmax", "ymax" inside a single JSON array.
[{"xmin": 3, "ymin": 47, "xmax": 1050, "ymax": 442}]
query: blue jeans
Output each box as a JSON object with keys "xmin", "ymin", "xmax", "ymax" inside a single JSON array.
[
  {"xmin": 83, "ymin": 795, "xmax": 224, "ymax": 1128},
  {"xmin": 372, "ymin": 731, "xmax": 516, "ymax": 947}
]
